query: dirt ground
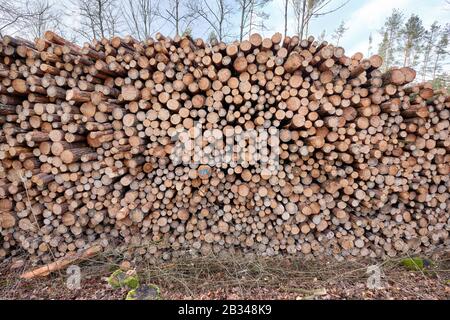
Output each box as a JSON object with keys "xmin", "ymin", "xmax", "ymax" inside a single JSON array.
[{"xmin": 1, "ymin": 250, "xmax": 449, "ymax": 300}]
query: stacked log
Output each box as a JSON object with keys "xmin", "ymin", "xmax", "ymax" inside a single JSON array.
[{"xmin": 0, "ymin": 32, "xmax": 449, "ymax": 265}]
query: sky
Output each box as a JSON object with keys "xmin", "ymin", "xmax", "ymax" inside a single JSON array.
[
  {"xmin": 263, "ymin": 0, "xmax": 450, "ymax": 56},
  {"xmin": 5, "ymin": 0, "xmax": 450, "ymax": 58},
  {"xmin": 144, "ymin": 0, "xmax": 449, "ymax": 57}
]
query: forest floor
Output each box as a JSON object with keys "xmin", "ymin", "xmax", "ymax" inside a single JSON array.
[{"xmin": 1, "ymin": 249, "xmax": 449, "ymax": 300}]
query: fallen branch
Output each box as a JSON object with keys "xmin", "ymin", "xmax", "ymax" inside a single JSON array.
[{"xmin": 20, "ymin": 245, "xmax": 103, "ymax": 279}]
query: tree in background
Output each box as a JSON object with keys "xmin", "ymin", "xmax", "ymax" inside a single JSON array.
[
  {"xmin": 73, "ymin": 0, "xmax": 122, "ymax": 40},
  {"xmin": 248, "ymin": 0, "xmax": 271, "ymax": 35},
  {"xmin": 157, "ymin": 0, "xmax": 197, "ymax": 37},
  {"xmin": 291, "ymin": 0, "xmax": 349, "ymax": 40},
  {"xmin": 24, "ymin": 0, "xmax": 63, "ymax": 39},
  {"xmin": 237, "ymin": 0, "xmax": 271, "ymax": 42},
  {"xmin": 432, "ymin": 72, "xmax": 450, "ymax": 93},
  {"xmin": 0, "ymin": 0, "xmax": 27, "ymax": 35},
  {"xmin": 420, "ymin": 22, "xmax": 441, "ymax": 81},
  {"xmin": 0, "ymin": 0, "xmax": 52, "ymax": 37},
  {"xmin": 431, "ymin": 24, "xmax": 449, "ymax": 93},
  {"xmin": 122, "ymin": 0, "xmax": 160, "ymax": 41},
  {"xmin": 431, "ymin": 28, "xmax": 449, "ymax": 80},
  {"xmin": 238, "ymin": 0, "xmax": 252, "ymax": 41},
  {"xmin": 378, "ymin": 32, "xmax": 389, "ymax": 67},
  {"xmin": 182, "ymin": 26, "xmax": 193, "ymax": 37},
  {"xmin": 400, "ymin": 14, "xmax": 425, "ymax": 68},
  {"xmin": 208, "ymin": 31, "xmax": 218, "ymax": 45},
  {"xmin": 378, "ymin": 9, "xmax": 404, "ymax": 71},
  {"xmin": 332, "ymin": 20, "xmax": 347, "ymax": 45},
  {"xmin": 283, "ymin": 0, "xmax": 288, "ymax": 38},
  {"xmin": 318, "ymin": 29, "xmax": 327, "ymax": 42},
  {"xmin": 189, "ymin": 0, "xmax": 233, "ymax": 42},
  {"xmin": 367, "ymin": 33, "xmax": 373, "ymax": 57},
  {"xmin": 291, "ymin": 0, "xmax": 305, "ymax": 38}
]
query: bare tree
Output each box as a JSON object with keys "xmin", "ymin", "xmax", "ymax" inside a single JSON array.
[
  {"xmin": 24, "ymin": 0, "xmax": 60, "ymax": 39},
  {"xmin": 123, "ymin": 0, "xmax": 160, "ymax": 40},
  {"xmin": 0, "ymin": 1, "xmax": 24, "ymax": 35},
  {"xmin": 0, "ymin": 0, "xmax": 50, "ymax": 36},
  {"xmin": 237, "ymin": 0, "xmax": 271, "ymax": 42},
  {"xmin": 238, "ymin": 0, "xmax": 251, "ymax": 42},
  {"xmin": 73, "ymin": 0, "xmax": 122, "ymax": 40},
  {"xmin": 332, "ymin": 20, "xmax": 347, "ymax": 46},
  {"xmin": 157, "ymin": 0, "xmax": 198, "ymax": 37},
  {"xmin": 291, "ymin": 0, "xmax": 349, "ymax": 39},
  {"xmin": 291, "ymin": 0, "xmax": 305, "ymax": 38},
  {"xmin": 249, "ymin": 0, "xmax": 271, "ymax": 36},
  {"xmin": 188, "ymin": 0, "xmax": 233, "ymax": 42}
]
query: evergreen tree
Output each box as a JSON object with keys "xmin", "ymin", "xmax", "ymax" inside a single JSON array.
[
  {"xmin": 420, "ymin": 22, "xmax": 441, "ymax": 81},
  {"xmin": 378, "ymin": 31, "xmax": 389, "ymax": 67},
  {"xmin": 432, "ymin": 72, "xmax": 450, "ymax": 94},
  {"xmin": 401, "ymin": 14, "xmax": 425, "ymax": 68},
  {"xmin": 432, "ymin": 30, "xmax": 449, "ymax": 80},
  {"xmin": 208, "ymin": 31, "xmax": 218, "ymax": 45},
  {"xmin": 378, "ymin": 9, "xmax": 404, "ymax": 71}
]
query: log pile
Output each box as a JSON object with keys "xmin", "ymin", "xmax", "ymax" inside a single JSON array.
[{"xmin": 0, "ymin": 31, "xmax": 449, "ymax": 264}]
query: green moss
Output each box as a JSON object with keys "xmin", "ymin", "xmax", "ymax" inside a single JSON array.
[
  {"xmin": 107, "ymin": 269, "xmax": 126, "ymax": 289},
  {"xmin": 123, "ymin": 275, "xmax": 139, "ymax": 290},
  {"xmin": 108, "ymin": 269, "xmax": 160, "ymax": 300},
  {"xmin": 107, "ymin": 269, "xmax": 140, "ymax": 290},
  {"xmin": 401, "ymin": 257, "xmax": 432, "ymax": 271},
  {"xmin": 125, "ymin": 289, "xmax": 137, "ymax": 300},
  {"xmin": 126, "ymin": 284, "xmax": 161, "ymax": 301}
]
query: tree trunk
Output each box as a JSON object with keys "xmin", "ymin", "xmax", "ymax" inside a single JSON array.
[
  {"xmin": 239, "ymin": 3, "xmax": 245, "ymax": 42},
  {"xmin": 284, "ymin": 0, "xmax": 288, "ymax": 38}
]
